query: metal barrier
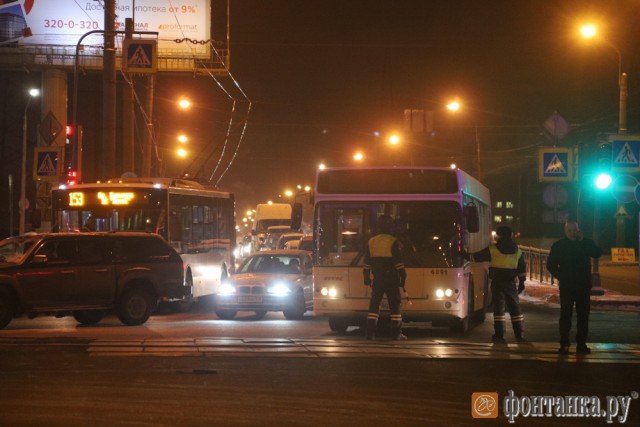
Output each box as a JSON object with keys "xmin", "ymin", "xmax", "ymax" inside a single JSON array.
[{"xmin": 520, "ymin": 245, "xmax": 555, "ymax": 285}]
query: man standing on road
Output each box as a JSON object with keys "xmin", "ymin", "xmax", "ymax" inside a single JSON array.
[
  {"xmin": 547, "ymin": 220, "xmax": 602, "ymax": 355},
  {"xmin": 363, "ymin": 215, "xmax": 407, "ymax": 340},
  {"xmin": 474, "ymin": 226, "xmax": 526, "ymax": 343}
]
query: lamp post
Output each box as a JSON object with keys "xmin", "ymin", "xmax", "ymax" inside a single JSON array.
[
  {"xmin": 447, "ymin": 100, "xmax": 482, "ymax": 181},
  {"xmin": 580, "ymin": 24, "xmax": 627, "ymax": 134},
  {"xmin": 19, "ymin": 88, "xmax": 40, "ymax": 236},
  {"xmin": 580, "ymin": 24, "xmax": 629, "ymax": 247}
]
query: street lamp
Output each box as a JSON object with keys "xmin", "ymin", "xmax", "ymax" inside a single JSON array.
[
  {"xmin": 19, "ymin": 88, "xmax": 40, "ymax": 236},
  {"xmin": 580, "ymin": 24, "xmax": 627, "ymax": 134},
  {"xmin": 447, "ymin": 99, "xmax": 482, "ymax": 181}
]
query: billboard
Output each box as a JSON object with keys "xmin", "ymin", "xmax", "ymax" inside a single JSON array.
[{"xmin": 0, "ymin": 0, "xmax": 211, "ymax": 57}]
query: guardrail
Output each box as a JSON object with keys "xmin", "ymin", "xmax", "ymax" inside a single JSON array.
[{"xmin": 520, "ymin": 245, "xmax": 555, "ymax": 285}]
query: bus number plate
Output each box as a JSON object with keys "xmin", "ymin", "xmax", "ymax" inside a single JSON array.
[{"xmin": 238, "ymin": 296, "xmax": 262, "ymax": 304}]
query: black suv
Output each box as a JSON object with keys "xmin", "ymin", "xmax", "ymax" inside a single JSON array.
[{"xmin": 0, "ymin": 232, "xmax": 186, "ymax": 328}]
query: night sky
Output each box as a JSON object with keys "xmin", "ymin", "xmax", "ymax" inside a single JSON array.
[{"xmin": 206, "ymin": 0, "xmax": 640, "ymax": 213}]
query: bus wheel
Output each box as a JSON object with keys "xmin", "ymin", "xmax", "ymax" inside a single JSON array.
[
  {"xmin": 450, "ymin": 316, "xmax": 470, "ymax": 334},
  {"xmin": 215, "ymin": 309, "xmax": 237, "ymax": 320},
  {"xmin": 328, "ymin": 317, "xmax": 349, "ymax": 333},
  {"xmin": 72, "ymin": 310, "xmax": 104, "ymax": 325}
]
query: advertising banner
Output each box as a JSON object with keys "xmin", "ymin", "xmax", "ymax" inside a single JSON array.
[{"xmin": 0, "ymin": 0, "xmax": 211, "ymax": 57}]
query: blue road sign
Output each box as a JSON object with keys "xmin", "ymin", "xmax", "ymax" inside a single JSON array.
[
  {"xmin": 538, "ymin": 147, "xmax": 572, "ymax": 182},
  {"xmin": 33, "ymin": 147, "xmax": 62, "ymax": 181},
  {"xmin": 611, "ymin": 139, "xmax": 640, "ymax": 172},
  {"xmin": 122, "ymin": 39, "xmax": 157, "ymax": 74}
]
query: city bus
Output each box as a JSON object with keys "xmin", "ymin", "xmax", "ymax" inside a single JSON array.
[
  {"xmin": 312, "ymin": 166, "xmax": 492, "ymax": 333},
  {"xmin": 50, "ymin": 177, "xmax": 235, "ymax": 306}
]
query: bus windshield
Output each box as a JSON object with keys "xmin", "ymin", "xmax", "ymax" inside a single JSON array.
[{"xmin": 316, "ymin": 201, "xmax": 464, "ymax": 268}]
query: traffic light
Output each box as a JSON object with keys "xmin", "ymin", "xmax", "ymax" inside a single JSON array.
[
  {"xmin": 66, "ymin": 170, "xmax": 78, "ymax": 186},
  {"xmin": 594, "ymin": 142, "xmax": 612, "ymax": 190},
  {"xmin": 595, "ymin": 173, "xmax": 612, "ymax": 190}
]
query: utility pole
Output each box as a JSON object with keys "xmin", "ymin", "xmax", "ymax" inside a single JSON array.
[{"xmin": 103, "ymin": 0, "xmax": 117, "ymax": 179}]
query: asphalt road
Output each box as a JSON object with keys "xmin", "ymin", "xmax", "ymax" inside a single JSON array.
[{"xmin": 1, "ymin": 301, "xmax": 639, "ymax": 426}]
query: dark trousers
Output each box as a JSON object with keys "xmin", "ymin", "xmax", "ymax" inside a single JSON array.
[
  {"xmin": 365, "ymin": 280, "xmax": 402, "ymax": 337},
  {"xmin": 491, "ymin": 278, "xmax": 524, "ymax": 337},
  {"xmin": 559, "ymin": 286, "xmax": 591, "ymax": 347}
]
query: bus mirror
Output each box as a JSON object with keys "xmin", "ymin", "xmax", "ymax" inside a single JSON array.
[
  {"xmin": 291, "ymin": 202, "xmax": 303, "ymax": 231},
  {"xmin": 465, "ymin": 204, "xmax": 479, "ymax": 233}
]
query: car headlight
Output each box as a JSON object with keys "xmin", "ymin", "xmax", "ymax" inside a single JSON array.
[
  {"xmin": 268, "ymin": 282, "xmax": 291, "ymax": 296},
  {"xmin": 218, "ymin": 283, "xmax": 236, "ymax": 295}
]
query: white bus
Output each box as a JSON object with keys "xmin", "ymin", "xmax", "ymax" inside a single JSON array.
[
  {"xmin": 50, "ymin": 177, "xmax": 235, "ymax": 306},
  {"xmin": 312, "ymin": 166, "xmax": 492, "ymax": 333}
]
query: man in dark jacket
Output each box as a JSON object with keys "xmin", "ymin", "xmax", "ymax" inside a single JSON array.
[
  {"xmin": 363, "ymin": 215, "xmax": 407, "ymax": 340},
  {"xmin": 547, "ymin": 220, "xmax": 602, "ymax": 355},
  {"xmin": 474, "ymin": 226, "xmax": 526, "ymax": 343}
]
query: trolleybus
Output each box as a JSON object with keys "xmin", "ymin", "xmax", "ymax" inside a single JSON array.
[
  {"xmin": 51, "ymin": 177, "xmax": 235, "ymax": 306},
  {"xmin": 312, "ymin": 166, "xmax": 492, "ymax": 333}
]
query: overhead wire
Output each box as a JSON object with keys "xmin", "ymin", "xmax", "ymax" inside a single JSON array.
[{"xmin": 164, "ymin": 0, "xmax": 252, "ymax": 187}]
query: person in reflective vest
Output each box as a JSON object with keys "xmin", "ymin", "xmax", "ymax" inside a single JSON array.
[
  {"xmin": 474, "ymin": 226, "xmax": 526, "ymax": 343},
  {"xmin": 363, "ymin": 215, "xmax": 407, "ymax": 340}
]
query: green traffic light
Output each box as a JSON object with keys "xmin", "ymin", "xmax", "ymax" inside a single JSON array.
[{"xmin": 595, "ymin": 173, "xmax": 612, "ymax": 190}]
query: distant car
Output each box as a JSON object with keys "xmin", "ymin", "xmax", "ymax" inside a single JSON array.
[
  {"xmin": 298, "ymin": 235, "xmax": 313, "ymax": 251},
  {"xmin": 277, "ymin": 232, "xmax": 304, "ymax": 249},
  {"xmin": 214, "ymin": 250, "xmax": 313, "ymax": 320},
  {"xmin": 261, "ymin": 226, "xmax": 293, "ymax": 251},
  {"xmin": 0, "ymin": 232, "xmax": 186, "ymax": 329},
  {"xmin": 284, "ymin": 239, "xmax": 300, "ymax": 250}
]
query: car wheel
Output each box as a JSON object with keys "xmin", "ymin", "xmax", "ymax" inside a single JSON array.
[
  {"xmin": 215, "ymin": 309, "xmax": 237, "ymax": 320},
  {"xmin": 72, "ymin": 310, "xmax": 104, "ymax": 325},
  {"xmin": 283, "ymin": 293, "xmax": 306, "ymax": 320},
  {"xmin": 117, "ymin": 287, "xmax": 153, "ymax": 326},
  {"xmin": 328, "ymin": 317, "xmax": 349, "ymax": 333},
  {"xmin": 0, "ymin": 288, "xmax": 15, "ymax": 330},
  {"xmin": 253, "ymin": 310, "xmax": 267, "ymax": 320}
]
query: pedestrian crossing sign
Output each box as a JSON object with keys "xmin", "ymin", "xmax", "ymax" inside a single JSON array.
[
  {"xmin": 610, "ymin": 136, "xmax": 640, "ymax": 172},
  {"xmin": 122, "ymin": 39, "xmax": 157, "ymax": 74},
  {"xmin": 538, "ymin": 147, "xmax": 573, "ymax": 182},
  {"xmin": 33, "ymin": 147, "xmax": 63, "ymax": 181}
]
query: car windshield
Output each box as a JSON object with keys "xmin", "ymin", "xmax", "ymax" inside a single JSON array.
[
  {"xmin": 239, "ymin": 254, "xmax": 302, "ymax": 274},
  {"xmin": 0, "ymin": 235, "xmax": 40, "ymax": 264}
]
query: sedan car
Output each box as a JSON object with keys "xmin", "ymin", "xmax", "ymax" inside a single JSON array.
[{"xmin": 214, "ymin": 250, "xmax": 313, "ymax": 320}]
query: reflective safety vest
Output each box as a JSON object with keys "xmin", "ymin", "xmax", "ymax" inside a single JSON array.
[
  {"xmin": 368, "ymin": 234, "xmax": 396, "ymax": 257},
  {"xmin": 489, "ymin": 245, "xmax": 521, "ymax": 270}
]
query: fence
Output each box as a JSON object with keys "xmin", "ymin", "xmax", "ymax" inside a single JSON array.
[{"xmin": 520, "ymin": 245, "xmax": 555, "ymax": 285}]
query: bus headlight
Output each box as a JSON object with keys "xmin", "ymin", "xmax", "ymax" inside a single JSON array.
[
  {"xmin": 320, "ymin": 287, "xmax": 338, "ymax": 298},
  {"xmin": 435, "ymin": 288, "xmax": 455, "ymax": 299}
]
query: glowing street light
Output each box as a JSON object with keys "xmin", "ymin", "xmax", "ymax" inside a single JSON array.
[
  {"xmin": 447, "ymin": 99, "xmax": 482, "ymax": 181},
  {"xmin": 388, "ymin": 134, "xmax": 400, "ymax": 145},
  {"xmin": 353, "ymin": 152, "xmax": 364, "ymax": 161},
  {"xmin": 177, "ymin": 148, "xmax": 188, "ymax": 158},
  {"xmin": 178, "ymin": 134, "xmax": 188, "ymax": 143},
  {"xmin": 579, "ymin": 23, "xmax": 626, "ymax": 133},
  {"xmin": 178, "ymin": 98, "xmax": 191, "ymax": 110},
  {"xmin": 318, "ymin": 162, "xmax": 326, "ymax": 170},
  {"xmin": 19, "ymin": 87, "xmax": 40, "ymax": 235},
  {"xmin": 446, "ymin": 101, "xmax": 460, "ymax": 112}
]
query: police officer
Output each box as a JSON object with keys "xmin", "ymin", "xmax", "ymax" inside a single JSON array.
[
  {"xmin": 475, "ymin": 226, "xmax": 526, "ymax": 342},
  {"xmin": 363, "ymin": 215, "xmax": 407, "ymax": 340}
]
